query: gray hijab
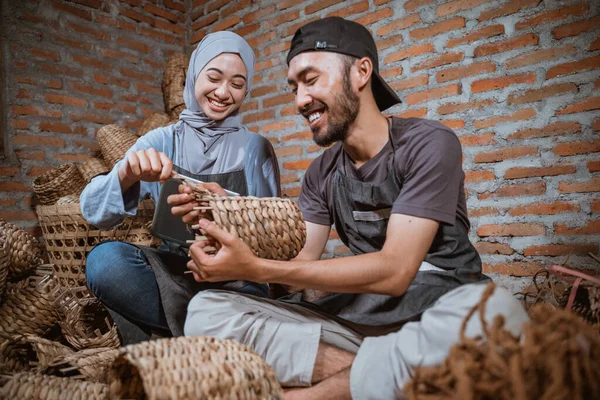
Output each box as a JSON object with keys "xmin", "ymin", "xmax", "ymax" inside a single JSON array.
[{"xmin": 176, "ymin": 31, "xmax": 255, "ymax": 173}]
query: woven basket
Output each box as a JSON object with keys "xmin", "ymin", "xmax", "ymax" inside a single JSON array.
[
  {"xmin": 0, "ymin": 219, "xmax": 43, "ymax": 278},
  {"xmin": 108, "ymin": 336, "xmax": 284, "ymax": 399},
  {"xmin": 96, "ymin": 124, "xmax": 138, "ymax": 169},
  {"xmin": 162, "ymin": 53, "xmax": 188, "ymax": 115},
  {"xmin": 0, "ymin": 277, "xmax": 58, "ymax": 337},
  {"xmin": 190, "ymin": 189, "xmax": 307, "ymax": 260},
  {"xmin": 78, "ymin": 157, "xmax": 109, "ymax": 183},
  {"xmin": 36, "ymin": 199, "xmax": 157, "ymax": 286},
  {"xmin": 0, "ymin": 236, "xmax": 8, "ymax": 299},
  {"xmin": 0, "ymin": 334, "xmax": 74, "ymax": 374},
  {"xmin": 33, "ymin": 164, "xmax": 87, "ymax": 206},
  {"xmin": 137, "ymin": 112, "xmax": 171, "ymax": 137},
  {"xmin": 59, "ymin": 295, "xmax": 120, "ymax": 351},
  {"xmin": 168, "ymin": 103, "xmax": 186, "ymax": 121},
  {"xmin": 47, "ymin": 347, "xmax": 118, "ymax": 383},
  {"xmin": 56, "ymin": 194, "xmax": 80, "ymax": 205},
  {"xmin": 1, "ymin": 372, "xmax": 109, "ymax": 400}
]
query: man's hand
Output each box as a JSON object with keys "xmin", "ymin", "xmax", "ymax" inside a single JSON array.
[
  {"xmin": 187, "ymin": 219, "xmax": 260, "ymax": 283},
  {"xmin": 169, "ymin": 182, "xmax": 228, "ymax": 224},
  {"xmin": 118, "ymin": 149, "xmax": 172, "ymax": 191}
]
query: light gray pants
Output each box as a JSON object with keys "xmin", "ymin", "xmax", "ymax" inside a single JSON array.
[{"xmin": 184, "ymin": 283, "xmax": 529, "ymax": 400}]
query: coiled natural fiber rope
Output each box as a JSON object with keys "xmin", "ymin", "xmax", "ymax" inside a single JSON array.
[
  {"xmin": 1, "ymin": 372, "xmax": 108, "ymax": 400},
  {"xmin": 108, "ymin": 336, "xmax": 284, "ymax": 399},
  {"xmin": 188, "ymin": 184, "xmax": 306, "ymax": 260},
  {"xmin": 33, "ymin": 164, "xmax": 87, "ymax": 206},
  {"xmin": 78, "ymin": 157, "xmax": 109, "ymax": 183},
  {"xmin": 138, "ymin": 112, "xmax": 171, "ymax": 137},
  {"xmin": 96, "ymin": 124, "xmax": 138, "ymax": 169},
  {"xmin": 404, "ymin": 283, "xmax": 600, "ymax": 400}
]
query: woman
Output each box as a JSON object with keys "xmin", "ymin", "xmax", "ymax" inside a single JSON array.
[{"xmin": 80, "ymin": 31, "xmax": 280, "ymax": 344}]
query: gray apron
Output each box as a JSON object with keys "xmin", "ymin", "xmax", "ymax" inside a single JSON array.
[
  {"xmin": 139, "ymin": 132, "xmax": 251, "ymax": 337},
  {"xmin": 285, "ymin": 119, "xmax": 486, "ymax": 334}
]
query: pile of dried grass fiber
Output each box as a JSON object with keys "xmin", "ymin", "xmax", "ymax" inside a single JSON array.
[{"xmin": 404, "ymin": 283, "xmax": 600, "ymax": 400}]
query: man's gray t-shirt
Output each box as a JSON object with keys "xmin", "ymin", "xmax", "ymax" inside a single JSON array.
[{"xmin": 299, "ymin": 117, "xmax": 482, "ymax": 273}]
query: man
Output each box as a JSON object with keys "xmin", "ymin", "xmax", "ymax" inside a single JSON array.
[{"xmin": 181, "ymin": 17, "xmax": 528, "ymax": 399}]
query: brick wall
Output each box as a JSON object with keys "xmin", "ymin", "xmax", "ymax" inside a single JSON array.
[
  {"xmin": 0, "ymin": 0, "xmax": 187, "ymax": 231},
  {"xmin": 190, "ymin": 0, "xmax": 600, "ymax": 292},
  {"xmin": 1, "ymin": 0, "xmax": 598, "ymax": 292}
]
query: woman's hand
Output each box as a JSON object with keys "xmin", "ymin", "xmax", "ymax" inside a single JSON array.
[
  {"xmin": 187, "ymin": 219, "xmax": 261, "ymax": 283},
  {"xmin": 168, "ymin": 182, "xmax": 228, "ymax": 224},
  {"xmin": 118, "ymin": 149, "xmax": 173, "ymax": 190}
]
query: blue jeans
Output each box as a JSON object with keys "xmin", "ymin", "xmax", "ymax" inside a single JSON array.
[{"xmin": 85, "ymin": 241, "xmax": 269, "ymax": 343}]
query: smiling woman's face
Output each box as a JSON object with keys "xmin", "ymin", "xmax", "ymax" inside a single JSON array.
[{"xmin": 194, "ymin": 53, "xmax": 248, "ymax": 121}]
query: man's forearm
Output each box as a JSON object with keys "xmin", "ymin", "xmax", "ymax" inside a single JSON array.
[{"xmin": 256, "ymin": 251, "xmax": 418, "ymax": 297}]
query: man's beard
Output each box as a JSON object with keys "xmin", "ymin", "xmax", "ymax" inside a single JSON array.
[{"xmin": 312, "ymin": 75, "xmax": 359, "ymax": 147}]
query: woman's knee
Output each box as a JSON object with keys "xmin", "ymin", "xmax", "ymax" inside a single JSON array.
[{"xmin": 85, "ymin": 241, "xmax": 143, "ymax": 293}]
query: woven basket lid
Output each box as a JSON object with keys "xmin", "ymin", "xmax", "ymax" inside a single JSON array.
[
  {"xmin": 109, "ymin": 336, "xmax": 284, "ymax": 399},
  {"xmin": 137, "ymin": 112, "xmax": 171, "ymax": 137},
  {"xmin": 96, "ymin": 125, "xmax": 138, "ymax": 169}
]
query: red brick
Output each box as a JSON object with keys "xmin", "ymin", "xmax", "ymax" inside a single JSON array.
[
  {"xmin": 95, "ymin": 15, "xmax": 136, "ymax": 32},
  {"xmin": 384, "ymin": 43, "xmax": 434, "ymax": 64},
  {"xmin": 590, "ymin": 38, "xmax": 600, "ymax": 51},
  {"xmin": 282, "ymin": 186, "xmax": 302, "ymax": 197},
  {"xmin": 283, "ymin": 158, "xmax": 315, "ymax": 170},
  {"xmin": 592, "ymin": 119, "xmax": 600, "ymax": 131},
  {"xmin": 125, "ymin": 119, "xmax": 144, "ymax": 130},
  {"xmin": 515, "ymin": 3, "xmax": 589, "ymax": 31},
  {"xmin": 282, "ymin": 17, "xmax": 320, "ymax": 38},
  {"xmin": 14, "ymin": 75, "xmax": 36, "ymax": 85},
  {"xmin": 143, "ymin": 3, "xmax": 179, "ymax": 23},
  {"xmin": 10, "ymin": 119, "xmax": 29, "ymax": 130},
  {"xmin": 440, "ymin": 120, "xmax": 465, "ymax": 130},
  {"xmin": 376, "ymin": 35, "xmax": 403, "ymax": 52},
  {"xmin": 44, "ymin": 93, "xmax": 88, "ymax": 107},
  {"xmin": 54, "ymin": 153, "xmax": 94, "ymax": 163},
  {"xmin": 554, "ymin": 220, "xmax": 600, "ymax": 235},
  {"xmin": 72, "ymin": 54, "xmax": 111, "ymax": 71},
  {"xmin": 474, "ymin": 242, "xmax": 514, "ymax": 255},
  {"xmin": 256, "ymin": 57, "xmax": 281, "ymax": 72},
  {"xmin": 281, "ymin": 106, "xmax": 298, "ymax": 117},
  {"xmin": 553, "ymin": 15, "xmax": 600, "ymax": 40},
  {"xmin": 508, "ymin": 83, "xmax": 577, "ymax": 106},
  {"xmin": 262, "ymin": 121, "xmax": 296, "ymax": 134},
  {"xmin": 207, "ymin": 0, "xmax": 230, "ymax": 13},
  {"xmin": 265, "ymin": 94, "xmax": 295, "ymax": 109},
  {"xmin": 395, "ymin": 108, "xmax": 428, "ymax": 119},
  {"xmin": 305, "ymin": 0, "xmax": 343, "ymax": 14},
  {"xmin": 437, "ymin": 0, "xmax": 488, "ymax": 17},
  {"xmin": 248, "ymin": 31, "xmax": 278, "ymax": 48},
  {"xmin": 523, "ymin": 243, "xmax": 597, "ymax": 257},
  {"xmin": 66, "ymin": 22, "xmax": 109, "ymax": 40},
  {"xmin": 556, "ymin": 97, "xmax": 600, "ymax": 115},
  {"xmin": 446, "ymin": 24, "xmax": 504, "ymax": 48},
  {"xmin": 475, "ymin": 34, "xmax": 538, "ymax": 58},
  {"xmin": 277, "ymin": 0, "xmax": 302, "ymax": 10},
  {"xmin": 546, "ymin": 55, "xmax": 600, "ymax": 79},
  {"xmin": 16, "ymin": 150, "xmax": 45, "ymax": 161},
  {"xmin": 117, "ymin": 37, "xmax": 152, "ymax": 53},
  {"xmin": 121, "ymin": 8, "xmax": 155, "ymax": 25},
  {"xmin": 0, "ymin": 211, "xmax": 37, "ymax": 221},
  {"xmin": 0, "ymin": 199, "xmax": 16, "ymax": 207},
  {"xmin": 380, "ymin": 66, "xmax": 403, "ymax": 80},
  {"xmin": 74, "ymin": 140, "xmax": 101, "ymax": 152},
  {"xmin": 553, "ymin": 138, "xmax": 600, "ymax": 157},
  {"xmin": 12, "ymin": 106, "xmax": 61, "ymax": 118},
  {"xmin": 405, "ymin": 0, "xmax": 437, "ymax": 12},
  {"xmin": 71, "ymin": 82, "xmax": 112, "ymax": 98},
  {"xmin": 0, "ymin": 181, "xmax": 30, "ymax": 191},
  {"xmin": 436, "ymin": 61, "xmax": 496, "ymax": 83},
  {"xmin": 508, "ymin": 121, "xmax": 580, "ymax": 140},
  {"xmin": 505, "ymin": 45, "xmax": 576, "ymax": 69},
  {"xmin": 326, "ymin": 0, "xmax": 369, "ymax": 18},
  {"xmin": 264, "ymin": 10, "xmax": 299, "ymax": 30},
  {"xmin": 45, "ymin": 79, "xmax": 62, "ymax": 89},
  {"xmin": 242, "ymin": 110, "xmax": 276, "ymax": 124},
  {"xmin": 165, "ymin": 0, "xmax": 185, "ymax": 12},
  {"xmin": 280, "ymin": 173, "xmax": 299, "ymax": 184},
  {"xmin": 275, "ymin": 146, "xmax": 303, "ymax": 157},
  {"xmin": 120, "ymin": 68, "xmax": 156, "ymax": 82},
  {"xmin": 94, "ymin": 102, "xmax": 136, "ymax": 114},
  {"xmin": 377, "ymin": 14, "xmax": 421, "ymax": 37},
  {"xmin": 478, "ymin": 181, "xmax": 546, "ymax": 200},
  {"xmin": 479, "ymin": 0, "xmax": 541, "ymax": 22},
  {"xmin": 468, "ymin": 207, "xmax": 498, "ymax": 217},
  {"xmin": 13, "ymin": 135, "xmax": 66, "ymax": 147},
  {"xmin": 191, "ymin": 29, "xmax": 207, "ymax": 44},
  {"xmin": 459, "ymin": 133, "xmax": 496, "ymax": 147},
  {"xmin": 153, "ymin": 19, "xmax": 185, "ymax": 35},
  {"xmin": 509, "ymin": 201, "xmax": 579, "ymax": 216},
  {"xmin": 192, "ymin": 13, "xmax": 218, "ymax": 30},
  {"xmin": 0, "ymin": 167, "xmax": 19, "ymax": 176},
  {"xmin": 473, "ymin": 108, "xmax": 535, "ymax": 129},
  {"xmin": 27, "ymin": 166, "xmax": 55, "ymax": 177},
  {"xmin": 588, "ymin": 161, "xmax": 600, "ymax": 173},
  {"xmin": 50, "ymin": 0, "xmax": 92, "ymax": 20},
  {"xmin": 221, "ymin": 0, "xmax": 251, "ymax": 17},
  {"xmin": 136, "ymin": 82, "xmax": 161, "ymax": 94},
  {"xmin": 505, "ymin": 164, "xmax": 576, "ymax": 180},
  {"xmin": 465, "ymin": 169, "xmax": 495, "ymax": 183},
  {"xmin": 41, "ymin": 63, "xmax": 83, "ymax": 78},
  {"xmin": 30, "ymin": 48, "xmax": 59, "ymax": 61},
  {"xmin": 39, "ymin": 121, "xmax": 86, "ymax": 135},
  {"xmin": 101, "ymin": 48, "xmax": 138, "ymax": 64},
  {"xmin": 282, "ymin": 131, "xmax": 312, "ymax": 142},
  {"xmin": 389, "ymin": 75, "xmax": 429, "ymax": 91},
  {"xmin": 264, "ymin": 42, "xmax": 291, "ymax": 58},
  {"xmin": 410, "ymin": 17, "xmax": 465, "ymax": 41},
  {"xmin": 354, "ymin": 7, "xmax": 393, "ymax": 26},
  {"xmin": 438, "ymin": 99, "xmax": 494, "ymax": 115},
  {"xmin": 478, "ymin": 223, "xmax": 545, "ymax": 237},
  {"xmin": 405, "ymin": 84, "xmax": 461, "ymax": 105},
  {"xmin": 71, "ymin": 113, "xmax": 113, "ymax": 125},
  {"xmin": 212, "ymin": 15, "xmax": 240, "ymax": 32},
  {"xmin": 16, "ymin": 89, "xmax": 30, "ymax": 99},
  {"xmin": 558, "ymin": 177, "xmax": 600, "ymax": 193},
  {"xmin": 412, "ymin": 52, "xmax": 463, "ymax": 73},
  {"xmin": 474, "ymin": 146, "xmax": 537, "ymax": 163},
  {"xmin": 482, "ymin": 262, "xmax": 543, "ymax": 277},
  {"xmin": 591, "ymin": 200, "xmax": 600, "ymax": 213}
]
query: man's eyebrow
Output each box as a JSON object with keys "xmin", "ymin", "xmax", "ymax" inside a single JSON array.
[
  {"xmin": 206, "ymin": 68, "xmax": 247, "ymax": 82},
  {"xmin": 287, "ymin": 66, "xmax": 318, "ymax": 85}
]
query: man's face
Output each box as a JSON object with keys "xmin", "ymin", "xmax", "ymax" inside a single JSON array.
[{"xmin": 287, "ymin": 52, "xmax": 359, "ymax": 147}]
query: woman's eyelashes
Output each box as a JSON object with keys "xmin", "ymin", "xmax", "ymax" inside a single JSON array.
[{"xmin": 207, "ymin": 75, "xmax": 245, "ymax": 91}]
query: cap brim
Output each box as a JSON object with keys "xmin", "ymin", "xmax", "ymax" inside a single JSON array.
[{"xmin": 371, "ymin": 71, "xmax": 402, "ymax": 111}]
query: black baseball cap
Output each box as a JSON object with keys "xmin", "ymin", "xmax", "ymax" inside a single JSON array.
[{"xmin": 286, "ymin": 16, "xmax": 401, "ymax": 111}]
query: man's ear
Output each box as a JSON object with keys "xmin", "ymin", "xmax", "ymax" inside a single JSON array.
[{"xmin": 355, "ymin": 56, "xmax": 374, "ymax": 91}]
